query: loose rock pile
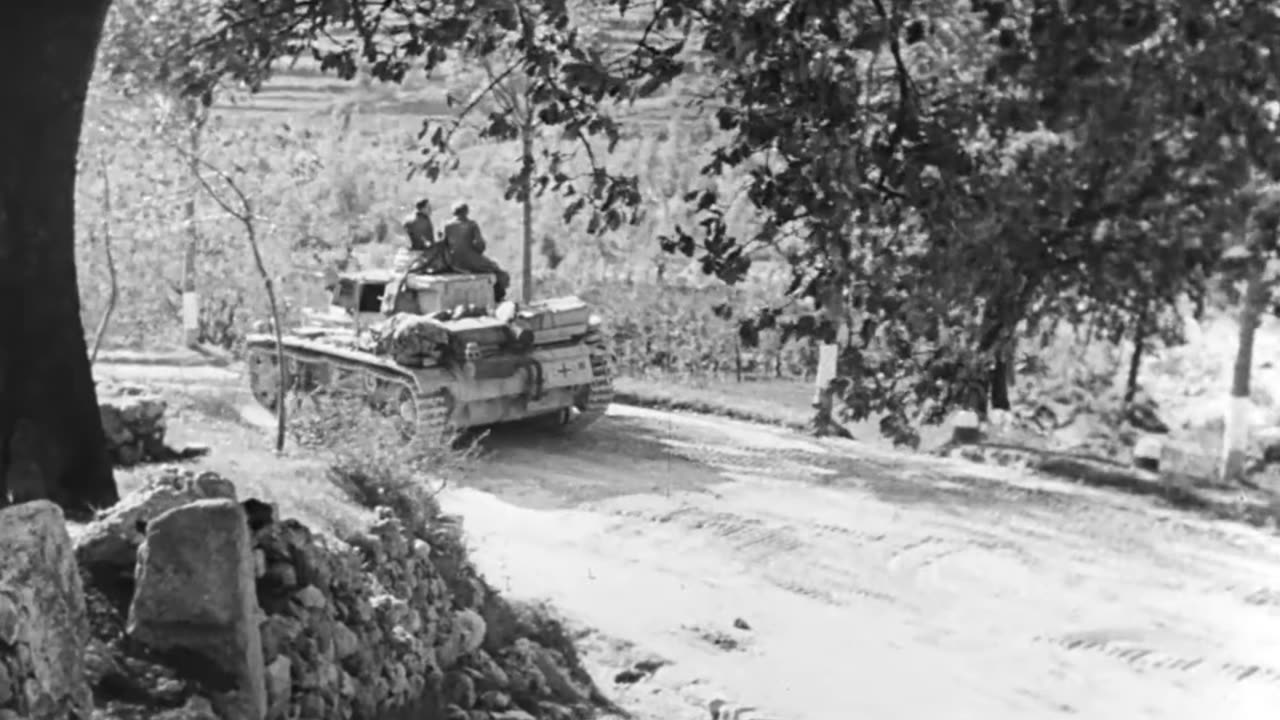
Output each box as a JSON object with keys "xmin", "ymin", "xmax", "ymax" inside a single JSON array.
[
  {"xmin": 97, "ymin": 384, "xmax": 175, "ymax": 467},
  {"xmin": 97, "ymin": 383, "xmax": 211, "ymax": 468},
  {"xmin": 61, "ymin": 468, "xmax": 607, "ymax": 720}
]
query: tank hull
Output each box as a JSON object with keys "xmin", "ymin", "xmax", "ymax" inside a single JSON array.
[{"xmin": 242, "ymin": 329, "xmax": 614, "ymax": 440}]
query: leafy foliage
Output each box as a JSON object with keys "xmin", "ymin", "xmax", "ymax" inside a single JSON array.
[
  {"xmin": 98, "ymin": 0, "xmax": 224, "ymax": 113},
  {"xmin": 202, "ymin": 0, "xmax": 682, "ymax": 233},
  {"xmin": 100, "ymin": 0, "xmax": 1280, "ymax": 445},
  {"xmin": 78, "ymin": 88, "xmax": 811, "ymax": 378},
  {"xmin": 637, "ymin": 0, "xmax": 1280, "ymax": 443}
]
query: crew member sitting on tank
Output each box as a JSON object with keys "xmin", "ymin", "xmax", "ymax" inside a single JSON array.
[
  {"xmin": 401, "ymin": 198, "xmax": 450, "ymax": 273},
  {"xmin": 442, "ymin": 201, "xmax": 510, "ymax": 303}
]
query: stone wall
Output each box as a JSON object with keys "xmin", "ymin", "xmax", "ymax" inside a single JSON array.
[
  {"xmin": 97, "ymin": 384, "xmax": 173, "ymax": 467},
  {"xmin": 3, "ymin": 469, "xmax": 605, "ymax": 720},
  {"xmin": 97, "ymin": 383, "xmax": 210, "ymax": 468}
]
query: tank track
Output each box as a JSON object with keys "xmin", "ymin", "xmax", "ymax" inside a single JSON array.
[
  {"xmin": 525, "ymin": 341, "xmax": 614, "ymax": 433},
  {"xmin": 244, "ymin": 343, "xmax": 455, "ymax": 443},
  {"xmin": 573, "ymin": 348, "xmax": 615, "ymax": 429},
  {"xmin": 246, "ymin": 348, "xmax": 286, "ymax": 412},
  {"xmin": 388, "ymin": 382, "xmax": 455, "ymax": 444}
]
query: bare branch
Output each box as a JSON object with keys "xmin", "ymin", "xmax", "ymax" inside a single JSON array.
[
  {"xmin": 89, "ymin": 154, "xmax": 119, "ymax": 365},
  {"xmin": 480, "ymin": 52, "xmax": 525, "ymax": 115},
  {"xmin": 171, "ymin": 140, "xmax": 255, "ymax": 221},
  {"xmin": 172, "ymin": 138, "xmax": 290, "ymax": 452},
  {"xmin": 431, "ymin": 58, "xmax": 523, "ymax": 147}
]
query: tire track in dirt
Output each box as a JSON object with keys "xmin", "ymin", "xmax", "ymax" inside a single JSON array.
[
  {"xmin": 603, "ymin": 433, "xmax": 1112, "ymax": 620},
  {"xmin": 438, "ymin": 403, "xmax": 1280, "ymax": 720},
  {"xmin": 1036, "ymin": 632, "xmax": 1280, "ymax": 686},
  {"xmin": 1242, "ymin": 586, "xmax": 1280, "ymax": 609},
  {"xmin": 652, "ymin": 432, "xmax": 1104, "ymax": 520},
  {"xmin": 601, "ymin": 434, "xmax": 1280, "ymax": 698},
  {"xmin": 608, "ymin": 500, "xmax": 908, "ymax": 609}
]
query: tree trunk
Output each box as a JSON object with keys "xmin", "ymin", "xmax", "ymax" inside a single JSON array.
[
  {"xmin": 975, "ymin": 310, "xmax": 1008, "ymax": 419},
  {"xmin": 519, "ymin": 121, "xmax": 534, "ymax": 304},
  {"xmin": 1124, "ymin": 303, "xmax": 1150, "ymax": 404},
  {"xmin": 0, "ymin": 1, "xmax": 119, "ymax": 517},
  {"xmin": 989, "ymin": 353, "xmax": 1011, "ymax": 411},
  {"xmin": 181, "ymin": 102, "xmax": 206, "ymax": 348},
  {"xmin": 810, "ymin": 279, "xmax": 852, "ymax": 438},
  {"xmin": 1220, "ymin": 270, "xmax": 1266, "ymax": 484}
]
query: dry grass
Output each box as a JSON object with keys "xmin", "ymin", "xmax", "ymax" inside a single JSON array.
[
  {"xmin": 130, "ymin": 383, "xmax": 480, "ymax": 537},
  {"xmin": 286, "ymin": 389, "xmax": 481, "ymax": 531}
]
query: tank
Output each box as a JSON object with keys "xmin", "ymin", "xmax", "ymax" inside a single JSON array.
[{"xmin": 241, "ymin": 250, "xmax": 615, "ymax": 441}]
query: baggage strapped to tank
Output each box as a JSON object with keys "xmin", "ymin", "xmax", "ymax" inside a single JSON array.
[
  {"xmin": 514, "ymin": 297, "xmax": 592, "ymax": 346},
  {"xmin": 381, "ymin": 249, "xmax": 496, "ymax": 316}
]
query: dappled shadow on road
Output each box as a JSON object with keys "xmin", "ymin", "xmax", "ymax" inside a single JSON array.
[
  {"xmin": 465, "ymin": 411, "xmax": 1089, "ymax": 516},
  {"xmin": 456, "ymin": 414, "xmax": 733, "ymax": 510},
  {"xmin": 786, "ymin": 448, "xmax": 1080, "ymax": 517}
]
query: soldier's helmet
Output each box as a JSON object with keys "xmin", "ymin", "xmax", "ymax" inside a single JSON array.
[
  {"xmin": 415, "ymin": 198, "xmax": 431, "ymax": 211},
  {"xmin": 451, "ymin": 201, "xmax": 469, "ymax": 218}
]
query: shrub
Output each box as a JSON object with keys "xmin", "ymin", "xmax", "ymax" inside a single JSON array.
[{"xmin": 286, "ymin": 390, "xmax": 481, "ymax": 528}]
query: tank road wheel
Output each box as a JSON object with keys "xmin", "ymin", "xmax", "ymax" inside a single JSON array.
[
  {"xmin": 289, "ymin": 359, "xmax": 323, "ymax": 394},
  {"xmin": 390, "ymin": 385, "xmax": 454, "ymax": 445},
  {"xmin": 283, "ymin": 359, "xmax": 327, "ymax": 416},
  {"xmin": 247, "ymin": 349, "xmax": 283, "ymax": 413}
]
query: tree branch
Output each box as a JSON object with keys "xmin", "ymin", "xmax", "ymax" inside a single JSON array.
[
  {"xmin": 430, "ymin": 56, "xmax": 523, "ymax": 146},
  {"xmin": 89, "ymin": 154, "xmax": 118, "ymax": 365},
  {"xmin": 171, "ymin": 140, "xmax": 290, "ymax": 452}
]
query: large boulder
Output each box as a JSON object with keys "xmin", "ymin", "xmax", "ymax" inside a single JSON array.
[
  {"xmin": 0, "ymin": 501, "xmax": 93, "ymax": 719},
  {"xmin": 127, "ymin": 499, "xmax": 266, "ymax": 720},
  {"xmin": 75, "ymin": 469, "xmax": 237, "ymax": 586}
]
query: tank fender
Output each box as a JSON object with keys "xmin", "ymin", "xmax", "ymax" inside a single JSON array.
[{"xmin": 462, "ymin": 354, "xmax": 546, "ymax": 400}]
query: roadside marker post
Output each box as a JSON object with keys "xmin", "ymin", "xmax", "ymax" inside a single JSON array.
[{"xmin": 1133, "ymin": 435, "xmax": 1164, "ymax": 472}]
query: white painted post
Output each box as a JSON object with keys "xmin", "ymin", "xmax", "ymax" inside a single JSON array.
[
  {"xmin": 814, "ymin": 343, "xmax": 838, "ymax": 388},
  {"xmin": 1133, "ymin": 434, "xmax": 1164, "ymax": 472},
  {"xmin": 1220, "ymin": 394, "xmax": 1253, "ymax": 480},
  {"xmin": 182, "ymin": 291, "xmax": 200, "ymax": 347},
  {"xmin": 951, "ymin": 410, "xmax": 981, "ymax": 445},
  {"xmin": 812, "ymin": 323, "xmax": 848, "ymax": 407}
]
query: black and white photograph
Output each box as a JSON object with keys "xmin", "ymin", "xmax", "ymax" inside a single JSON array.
[{"xmin": 1, "ymin": 1, "xmax": 1279, "ymax": 719}]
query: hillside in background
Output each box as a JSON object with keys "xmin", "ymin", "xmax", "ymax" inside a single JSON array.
[{"xmin": 75, "ymin": 0, "xmax": 1280, "ymax": 492}]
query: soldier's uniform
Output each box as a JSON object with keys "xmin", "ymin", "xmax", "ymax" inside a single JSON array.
[
  {"xmin": 442, "ymin": 209, "xmax": 510, "ymax": 303},
  {"xmin": 402, "ymin": 211, "xmax": 435, "ymax": 252},
  {"xmin": 401, "ymin": 208, "xmax": 450, "ymax": 273}
]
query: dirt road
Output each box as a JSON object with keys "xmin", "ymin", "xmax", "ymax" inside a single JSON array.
[{"xmin": 98, "ymin": 361, "xmax": 1280, "ymax": 720}]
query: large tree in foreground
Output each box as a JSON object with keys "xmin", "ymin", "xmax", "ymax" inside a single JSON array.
[{"xmin": 0, "ymin": 2, "xmax": 120, "ymax": 515}]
